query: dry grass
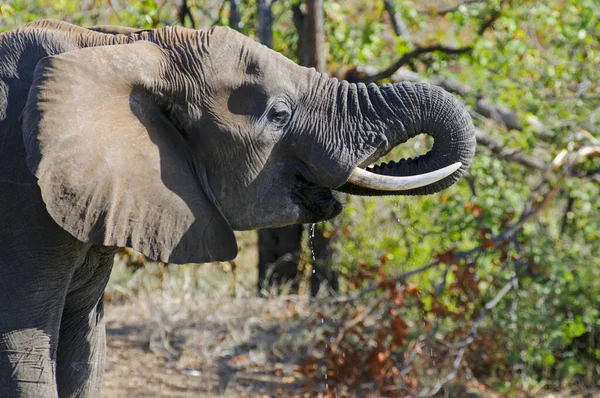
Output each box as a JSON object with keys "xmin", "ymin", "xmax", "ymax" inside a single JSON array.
[{"xmin": 103, "ymin": 233, "xmax": 330, "ymax": 396}]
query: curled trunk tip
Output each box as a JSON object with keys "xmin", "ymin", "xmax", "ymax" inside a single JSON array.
[{"xmin": 339, "ymin": 81, "xmax": 476, "ymax": 196}]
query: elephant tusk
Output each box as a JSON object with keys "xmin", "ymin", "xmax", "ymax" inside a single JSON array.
[{"xmin": 347, "ymin": 162, "xmax": 462, "ymax": 191}]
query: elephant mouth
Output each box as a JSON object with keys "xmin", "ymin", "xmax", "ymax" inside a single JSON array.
[{"xmin": 292, "ymin": 175, "xmax": 342, "ymax": 222}]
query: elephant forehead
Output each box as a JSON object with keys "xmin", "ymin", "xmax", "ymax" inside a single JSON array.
[{"xmin": 200, "ymin": 29, "xmax": 311, "ymax": 91}]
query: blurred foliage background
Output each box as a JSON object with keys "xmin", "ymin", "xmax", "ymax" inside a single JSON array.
[{"xmin": 1, "ymin": 0, "xmax": 599, "ymax": 396}]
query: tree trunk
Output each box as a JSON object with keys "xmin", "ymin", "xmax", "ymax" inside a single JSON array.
[
  {"xmin": 292, "ymin": 2, "xmax": 307, "ymax": 66},
  {"xmin": 177, "ymin": 0, "xmax": 195, "ymax": 28},
  {"xmin": 257, "ymin": 0, "xmax": 273, "ymax": 48},
  {"xmin": 303, "ymin": 0, "xmax": 337, "ymax": 295},
  {"xmin": 305, "ymin": 0, "xmax": 325, "ymax": 73},
  {"xmin": 309, "ymin": 224, "xmax": 339, "ymax": 296},
  {"xmin": 229, "ymin": 0, "xmax": 241, "ymax": 31},
  {"xmin": 257, "ymin": 0, "xmax": 337, "ymax": 295},
  {"xmin": 256, "ymin": 0, "xmax": 301, "ymax": 294},
  {"xmin": 257, "ymin": 227, "xmax": 303, "ymax": 293}
]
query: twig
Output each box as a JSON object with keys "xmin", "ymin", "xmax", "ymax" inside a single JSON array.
[
  {"xmin": 494, "ymin": 184, "xmax": 561, "ymax": 244},
  {"xmin": 106, "ymin": 0, "xmax": 121, "ymax": 19},
  {"xmin": 365, "ymin": 0, "xmax": 508, "ymax": 84},
  {"xmin": 364, "ymin": 44, "xmax": 472, "ymax": 84},
  {"xmin": 418, "ymin": 0, "xmax": 487, "ymax": 16},
  {"xmin": 383, "ymin": 0, "xmax": 412, "ymax": 41},
  {"xmin": 475, "ymin": 129, "xmax": 549, "ymax": 170},
  {"xmin": 177, "ymin": 0, "xmax": 195, "ymax": 28},
  {"xmin": 417, "ymin": 276, "xmax": 518, "ymax": 396}
]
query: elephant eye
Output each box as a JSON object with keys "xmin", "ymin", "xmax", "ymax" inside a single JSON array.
[{"xmin": 267, "ymin": 104, "xmax": 292, "ymax": 127}]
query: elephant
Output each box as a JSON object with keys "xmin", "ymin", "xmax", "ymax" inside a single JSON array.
[{"xmin": 0, "ymin": 20, "xmax": 475, "ymax": 397}]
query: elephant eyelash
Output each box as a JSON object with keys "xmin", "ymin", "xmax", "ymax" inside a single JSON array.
[
  {"xmin": 268, "ymin": 107, "xmax": 292, "ymax": 126},
  {"xmin": 266, "ymin": 100, "xmax": 293, "ymax": 128}
]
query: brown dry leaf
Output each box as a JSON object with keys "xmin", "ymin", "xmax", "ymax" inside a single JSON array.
[
  {"xmin": 231, "ymin": 354, "xmax": 249, "ymax": 364},
  {"xmin": 391, "ymin": 315, "xmax": 409, "ymax": 346}
]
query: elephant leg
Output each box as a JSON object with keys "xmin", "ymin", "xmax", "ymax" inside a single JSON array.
[
  {"xmin": 0, "ymin": 251, "xmax": 77, "ymax": 398},
  {"xmin": 0, "ymin": 328, "xmax": 59, "ymax": 398},
  {"xmin": 56, "ymin": 246, "xmax": 115, "ymax": 398},
  {"xmin": 0, "ymin": 182, "xmax": 90, "ymax": 397},
  {"xmin": 55, "ymin": 298, "xmax": 106, "ymax": 398}
]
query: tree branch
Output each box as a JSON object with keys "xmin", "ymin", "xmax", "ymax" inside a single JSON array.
[
  {"xmin": 305, "ymin": 0, "xmax": 326, "ymax": 73},
  {"xmin": 363, "ymin": 44, "xmax": 472, "ymax": 84},
  {"xmin": 418, "ymin": 0, "xmax": 487, "ymax": 16},
  {"xmin": 417, "ymin": 275, "xmax": 517, "ymax": 396},
  {"xmin": 366, "ymin": 0, "xmax": 507, "ymax": 84},
  {"xmin": 383, "ymin": 0, "xmax": 412, "ymax": 41},
  {"xmin": 474, "ymin": 129, "xmax": 548, "ymax": 170},
  {"xmin": 177, "ymin": 0, "xmax": 195, "ymax": 29},
  {"xmin": 370, "ymin": 70, "xmax": 597, "ymax": 182}
]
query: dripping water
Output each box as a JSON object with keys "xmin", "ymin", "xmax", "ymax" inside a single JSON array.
[
  {"xmin": 394, "ymin": 201, "xmax": 402, "ymax": 223},
  {"xmin": 310, "ymin": 223, "xmax": 332, "ymax": 392},
  {"xmin": 310, "ymin": 223, "xmax": 316, "ymax": 266}
]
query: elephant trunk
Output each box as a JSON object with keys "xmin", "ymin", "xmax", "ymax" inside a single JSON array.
[{"xmin": 338, "ymin": 81, "xmax": 476, "ymax": 196}]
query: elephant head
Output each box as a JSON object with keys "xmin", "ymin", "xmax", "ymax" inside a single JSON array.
[{"xmin": 22, "ymin": 25, "xmax": 475, "ymax": 264}]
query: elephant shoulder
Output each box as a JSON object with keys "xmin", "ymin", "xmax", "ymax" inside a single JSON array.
[
  {"xmin": 0, "ymin": 23, "xmax": 79, "ymax": 88},
  {"xmin": 0, "ymin": 21, "xmax": 137, "ymax": 182},
  {"xmin": 0, "ymin": 21, "xmax": 131, "ymax": 76},
  {"xmin": 0, "ymin": 24, "xmax": 79, "ymax": 187},
  {"xmin": 0, "ymin": 20, "xmax": 111, "ymax": 129}
]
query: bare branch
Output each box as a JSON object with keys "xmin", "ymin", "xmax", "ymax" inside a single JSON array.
[
  {"xmin": 560, "ymin": 194, "xmax": 574, "ymax": 234},
  {"xmin": 365, "ymin": 0, "xmax": 508, "ymax": 84},
  {"xmin": 475, "ymin": 0, "xmax": 506, "ymax": 36},
  {"xmin": 211, "ymin": 0, "xmax": 227, "ymax": 27},
  {"xmin": 474, "ymin": 96, "xmax": 522, "ymax": 130},
  {"xmin": 384, "ymin": 0, "xmax": 412, "ymax": 41},
  {"xmin": 418, "ymin": 0, "xmax": 487, "ymax": 16},
  {"xmin": 363, "ymin": 44, "xmax": 471, "ymax": 84},
  {"xmin": 418, "ymin": 275, "xmax": 518, "ymax": 396},
  {"xmin": 177, "ymin": 0, "xmax": 195, "ymax": 29},
  {"xmin": 474, "ymin": 129, "xmax": 548, "ymax": 170}
]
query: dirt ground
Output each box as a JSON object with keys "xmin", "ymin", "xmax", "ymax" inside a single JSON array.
[{"xmin": 103, "ymin": 301, "xmax": 309, "ymax": 398}]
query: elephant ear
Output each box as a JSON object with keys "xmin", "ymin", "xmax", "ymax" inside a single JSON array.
[{"xmin": 22, "ymin": 41, "xmax": 237, "ymax": 264}]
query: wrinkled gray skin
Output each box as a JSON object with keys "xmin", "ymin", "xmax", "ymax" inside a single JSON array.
[{"xmin": 0, "ymin": 20, "xmax": 475, "ymax": 397}]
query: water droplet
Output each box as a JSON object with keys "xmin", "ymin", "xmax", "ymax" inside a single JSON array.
[
  {"xmin": 394, "ymin": 201, "xmax": 402, "ymax": 223},
  {"xmin": 309, "ymin": 224, "xmax": 316, "ymax": 261}
]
